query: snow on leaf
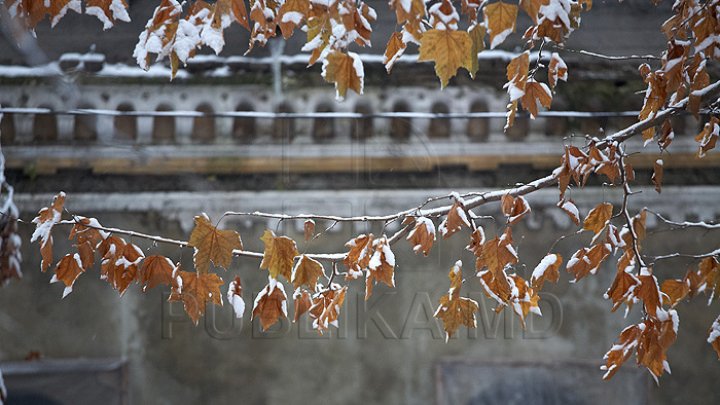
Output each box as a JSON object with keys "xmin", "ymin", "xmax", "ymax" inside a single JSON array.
[
  {"xmin": 520, "ymin": 0, "xmax": 549, "ymax": 23},
  {"xmin": 343, "ymin": 233, "xmax": 373, "ymax": 276},
  {"xmin": 189, "ymin": 213, "xmax": 242, "ymax": 274},
  {"xmin": 139, "ymin": 255, "xmax": 176, "ymax": 292},
  {"xmin": 293, "ymin": 289, "xmax": 312, "ymax": 322},
  {"xmin": 6, "ymin": 0, "xmax": 81, "ymax": 29},
  {"xmin": 291, "ymin": 255, "xmax": 325, "ymax": 290},
  {"xmin": 483, "ymin": 1, "xmax": 518, "ymax": 49},
  {"xmin": 438, "ymin": 199, "xmax": 471, "ymax": 239},
  {"xmin": 251, "ymin": 277, "xmax": 288, "ymax": 331},
  {"xmin": 383, "ymin": 31, "xmax": 407, "ymax": 73},
  {"xmin": 566, "ymin": 243, "xmax": 611, "ymax": 282},
  {"xmin": 709, "ymin": 315, "xmax": 720, "ymax": 360},
  {"xmin": 417, "ymin": 28, "xmax": 473, "ymax": 89},
  {"xmin": 365, "ymin": 236, "xmax": 395, "ymax": 300},
  {"xmin": 434, "ymin": 261, "xmax": 479, "ymax": 341},
  {"xmin": 520, "ymin": 79, "xmax": 553, "ymax": 119},
  {"xmin": 53, "ymin": 253, "xmax": 84, "ymax": 298},
  {"xmin": 531, "ymin": 253, "xmax": 562, "ymax": 290},
  {"xmin": 260, "ymin": 229, "xmax": 299, "ymax": 281},
  {"xmin": 31, "ymin": 192, "xmax": 65, "ymax": 273},
  {"xmin": 309, "ymin": 285, "xmax": 347, "ymax": 334},
  {"xmin": 695, "ymin": 116, "xmax": 719, "ymax": 158},
  {"xmin": 501, "ymin": 194, "xmax": 531, "ymax": 225},
  {"xmin": 102, "ymin": 242, "xmax": 144, "ymax": 295},
  {"xmin": 548, "ymin": 52, "xmax": 568, "ymax": 89},
  {"xmin": 169, "ymin": 268, "xmax": 224, "ymax": 325},
  {"xmin": 557, "ymin": 199, "xmax": 580, "ymax": 226},
  {"xmin": 85, "ymin": 0, "xmax": 131, "ymax": 30},
  {"xmin": 303, "ymin": 219, "xmax": 315, "ymax": 242},
  {"xmin": 322, "ymin": 51, "xmax": 364, "ymax": 101},
  {"xmin": 406, "ymin": 216, "xmax": 436, "ymax": 256},
  {"xmin": 227, "ymin": 276, "xmax": 245, "ymax": 319},
  {"xmin": 277, "ymin": 0, "xmax": 309, "ymax": 39},
  {"xmin": 652, "ymin": 159, "xmax": 664, "ymax": 193},
  {"xmin": 605, "ymin": 266, "xmax": 641, "ymax": 312}
]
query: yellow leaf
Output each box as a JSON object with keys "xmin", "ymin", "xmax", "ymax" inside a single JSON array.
[
  {"xmin": 260, "ymin": 229, "xmax": 299, "ymax": 281},
  {"xmin": 322, "ymin": 51, "xmax": 364, "ymax": 101},
  {"xmin": 468, "ymin": 23, "xmax": 486, "ymax": 79},
  {"xmin": 483, "ymin": 1, "xmax": 518, "ymax": 49},
  {"xmin": 418, "ymin": 28, "xmax": 473, "ymax": 88},
  {"xmin": 188, "ymin": 214, "xmax": 243, "ymax": 274},
  {"xmin": 291, "ymin": 255, "xmax": 325, "ymax": 290}
]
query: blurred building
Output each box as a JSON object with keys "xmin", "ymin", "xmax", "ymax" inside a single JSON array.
[{"xmin": 1, "ymin": 1, "xmax": 719, "ymax": 404}]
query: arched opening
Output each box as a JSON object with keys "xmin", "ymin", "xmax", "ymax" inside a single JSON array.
[
  {"xmin": 389, "ymin": 101, "xmax": 411, "ymax": 141},
  {"xmin": 0, "ymin": 105, "xmax": 16, "ymax": 145},
  {"xmin": 467, "ymin": 100, "xmax": 489, "ymax": 141},
  {"xmin": 152, "ymin": 104, "xmax": 175, "ymax": 143},
  {"xmin": 33, "ymin": 105, "xmax": 58, "ymax": 143},
  {"xmin": 114, "ymin": 103, "xmax": 137, "ymax": 141},
  {"xmin": 272, "ymin": 102, "xmax": 295, "ymax": 143},
  {"xmin": 233, "ymin": 101, "xmax": 256, "ymax": 143},
  {"xmin": 192, "ymin": 103, "xmax": 215, "ymax": 143},
  {"xmin": 352, "ymin": 102, "xmax": 373, "ymax": 140},
  {"xmin": 74, "ymin": 103, "xmax": 98, "ymax": 142},
  {"xmin": 428, "ymin": 102, "xmax": 450, "ymax": 138},
  {"xmin": 312, "ymin": 102, "xmax": 335, "ymax": 142}
]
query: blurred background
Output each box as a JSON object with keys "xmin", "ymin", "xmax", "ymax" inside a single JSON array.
[{"xmin": 1, "ymin": 0, "xmax": 720, "ymax": 404}]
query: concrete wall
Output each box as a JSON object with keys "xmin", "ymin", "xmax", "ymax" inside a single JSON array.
[{"xmin": 1, "ymin": 187, "xmax": 719, "ymax": 404}]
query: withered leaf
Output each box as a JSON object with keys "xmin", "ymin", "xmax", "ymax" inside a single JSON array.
[
  {"xmin": 418, "ymin": 28, "xmax": 473, "ymax": 88},
  {"xmin": 365, "ymin": 236, "xmax": 396, "ymax": 300},
  {"xmin": 169, "ymin": 269, "xmax": 224, "ymax": 325},
  {"xmin": 434, "ymin": 261, "xmax": 479, "ymax": 341},
  {"xmin": 583, "ymin": 202, "xmax": 613, "ymax": 235},
  {"xmin": 309, "ymin": 286, "xmax": 347, "ymax": 333},
  {"xmin": 530, "ymin": 253, "xmax": 562, "ymax": 290},
  {"xmin": 31, "ymin": 192, "xmax": 66, "ymax": 273},
  {"xmin": 406, "ymin": 217, "xmax": 436, "ymax": 256},
  {"xmin": 501, "ymin": 194, "xmax": 531, "ymax": 225},
  {"xmin": 291, "ymin": 255, "xmax": 325, "ymax": 290},
  {"xmin": 227, "ymin": 276, "xmax": 245, "ymax": 319},
  {"xmin": 189, "ymin": 214, "xmax": 243, "ymax": 274},
  {"xmin": 438, "ymin": 199, "xmax": 471, "ymax": 239},
  {"xmin": 251, "ymin": 278, "xmax": 288, "ymax": 331},
  {"xmin": 303, "ymin": 219, "xmax": 315, "ymax": 242},
  {"xmin": 293, "ymin": 289, "xmax": 312, "ymax": 323},
  {"xmin": 260, "ymin": 229, "xmax": 299, "ymax": 281},
  {"xmin": 139, "ymin": 255, "xmax": 176, "ymax": 292}
]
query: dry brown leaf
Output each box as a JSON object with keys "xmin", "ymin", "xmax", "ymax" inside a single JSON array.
[
  {"xmin": 309, "ymin": 286, "xmax": 348, "ymax": 333},
  {"xmin": 277, "ymin": 0, "xmax": 309, "ymax": 38},
  {"xmin": 583, "ymin": 202, "xmax": 613, "ymax": 235},
  {"xmin": 467, "ymin": 23, "xmax": 486, "ymax": 78},
  {"xmin": 606, "ymin": 267, "xmax": 641, "ymax": 312},
  {"xmin": 434, "ymin": 261, "xmax": 479, "ymax": 341},
  {"xmin": 557, "ymin": 199, "xmax": 581, "ymax": 226},
  {"xmin": 438, "ymin": 199, "xmax": 471, "ymax": 239},
  {"xmin": 251, "ymin": 278, "xmax": 288, "ymax": 331},
  {"xmin": 188, "ymin": 214, "xmax": 243, "ymax": 274},
  {"xmin": 406, "ymin": 217, "xmax": 436, "ymax": 256},
  {"xmin": 695, "ymin": 116, "xmax": 719, "ymax": 158},
  {"xmin": 548, "ymin": 52, "xmax": 568, "ymax": 89},
  {"xmin": 31, "ymin": 192, "xmax": 66, "ymax": 273},
  {"xmin": 303, "ymin": 219, "xmax": 315, "ymax": 242},
  {"xmin": 365, "ymin": 236, "xmax": 395, "ymax": 300},
  {"xmin": 85, "ymin": 0, "xmax": 131, "ymax": 30},
  {"xmin": 139, "ymin": 255, "xmax": 176, "ymax": 292},
  {"xmin": 709, "ymin": 316, "xmax": 720, "ymax": 359},
  {"xmin": 660, "ymin": 278, "xmax": 689, "ymax": 308},
  {"xmin": 343, "ymin": 233, "xmax": 374, "ymax": 279},
  {"xmin": 530, "ymin": 253, "xmax": 562, "ymax": 290},
  {"xmin": 52, "ymin": 254, "xmax": 84, "ymax": 298},
  {"xmin": 169, "ymin": 269, "xmax": 224, "ymax": 325},
  {"xmin": 383, "ymin": 31, "xmax": 407, "ymax": 73},
  {"xmin": 260, "ymin": 229, "xmax": 299, "ymax": 281},
  {"xmin": 501, "ymin": 194, "xmax": 531, "ymax": 225},
  {"xmin": 520, "ymin": 79, "xmax": 553, "ymax": 118},
  {"xmin": 291, "ymin": 255, "xmax": 325, "ymax": 290},
  {"xmin": 293, "ymin": 289, "xmax": 312, "ymax": 323},
  {"xmin": 652, "ymin": 159, "xmax": 664, "ymax": 193},
  {"xmin": 566, "ymin": 243, "xmax": 611, "ymax": 282}
]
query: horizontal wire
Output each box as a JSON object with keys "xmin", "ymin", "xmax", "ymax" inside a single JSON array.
[{"xmin": 0, "ymin": 107, "xmax": 642, "ymax": 119}]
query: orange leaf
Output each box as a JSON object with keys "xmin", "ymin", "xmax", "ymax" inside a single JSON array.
[
  {"xmin": 383, "ymin": 31, "xmax": 407, "ymax": 73},
  {"xmin": 438, "ymin": 199, "xmax": 471, "ymax": 239},
  {"xmin": 303, "ymin": 219, "xmax": 315, "ymax": 242},
  {"xmin": 169, "ymin": 269, "xmax": 224, "ymax": 325},
  {"xmin": 557, "ymin": 199, "xmax": 580, "ymax": 226},
  {"xmin": 291, "ymin": 255, "xmax": 325, "ymax": 290},
  {"xmin": 583, "ymin": 202, "xmax": 613, "ymax": 235},
  {"xmin": 52, "ymin": 254, "xmax": 84, "ymax": 298},
  {"xmin": 547, "ymin": 52, "xmax": 568, "ymax": 89},
  {"xmin": 651, "ymin": 159, "xmax": 663, "ymax": 193},
  {"xmin": 365, "ymin": 236, "xmax": 395, "ymax": 300},
  {"xmin": 520, "ymin": 79, "xmax": 553, "ymax": 119},
  {"xmin": 530, "ymin": 253, "xmax": 562, "ymax": 290},
  {"xmin": 660, "ymin": 278, "xmax": 689, "ymax": 308},
  {"xmin": 277, "ymin": 0, "xmax": 308, "ymax": 38},
  {"xmin": 251, "ymin": 278, "xmax": 288, "ymax": 331},
  {"xmin": 605, "ymin": 266, "xmax": 641, "ymax": 312},
  {"xmin": 188, "ymin": 214, "xmax": 243, "ymax": 274},
  {"xmin": 322, "ymin": 51, "xmax": 364, "ymax": 101},
  {"xmin": 417, "ymin": 28, "xmax": 473, "ymax": 88},
  {"xmin": 406, "ymin": 217, "xmax": 436, "ymax": 256},
  {"xmin": 85, "ymin": 0, "xmax": 130, "ymax": 30},
  {"xmin": 139, "ymin": 255, "xmax": 176, "ymax": 292},
  {"xmin": 434, "ymin": 261, "xmax": 479, "ymax": 341},
  {"xmin": 293, "ymin": 289, "xmax": 312, "ymax": 323},
  {"xmin": 566, "ymin": 243, "xmax": 611, "ymax": 282},
  {"xmin": 501, "ymin": 194, "xmax": 531, "ymax": 225},
  {"xmin": 31, "ymin": 192, "xmax": 65, "ymax": 273},
  {"xmin": 260, "ymin": 229, "xmax": 299, "ymax": 281},
  {"xmin": 483, "ymin": 1, "xmax": 518, "ymax": 49},
  {"xmin": 343, "ymin": 233, "xmax": 374, "ymax": 279},
  {"xmin": 309, "ymin": 286, "xmax": 348, "ymax": 333}
]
